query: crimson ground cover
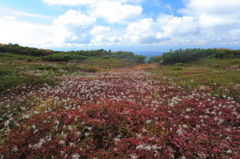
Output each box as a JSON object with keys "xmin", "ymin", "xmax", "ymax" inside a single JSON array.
[{"xmin": 0, "ymin": 68, "xmax": 239, "ymax": 159}]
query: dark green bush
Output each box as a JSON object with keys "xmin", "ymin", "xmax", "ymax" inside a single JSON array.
[
  {"xmin": 149, "ymin": 48, "xmax": 240, "ymax": 65},
  {"xmin": 36, "ymin": 65, "xmax": 57, "ymax": 70},
  {"xmin": 42, "ymin": 53, "xmax": 88, "ymax": 62},
  {"xmin": 172, "ymin": 67, "xmax": 182, "ymax": 70},
  {"xmin": 102, "ymin": 56, "xmax": 110, "ymax": 59},
  {"xmin": 26, "ymin": 57, "xmax": 34, "ymax": 62},
  {"xmin": 173, "ymin": 62, "xmax": 184, "ymax": 66}
]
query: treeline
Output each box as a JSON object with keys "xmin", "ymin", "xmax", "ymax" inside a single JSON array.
[
  {"xmin": 148, "ymin": 48, "xmax": 240, "ymax": 64},
  {"xmin": 111, "ymin": 51, "xmax": 146, "ymax": 64},
  {"xmin": 0, "ymin": 43, "xmax": 146, "ymax": 64},
  {"xmin": 42, "ymin": 50, "xmax": 146, "ymax": 63},
  {"xmin": 42, "ymin": 49, "xmax": 111, "ymax": 62},
  {"xmin": 0, "ymin": 43, "xmax": 52, "ymax": 56}
]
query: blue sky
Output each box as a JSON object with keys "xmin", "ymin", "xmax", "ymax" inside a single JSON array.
[{"xmin": 0, "ymin": 0, "xmax": 240, "ymax": 52}]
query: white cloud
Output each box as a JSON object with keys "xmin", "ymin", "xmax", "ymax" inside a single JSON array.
[
  {"xmin": 123, "ymin": 15, "xmax": 200, "ymax": 45},
  {"xmin": 3, "ymin": 0, "xmax": 240, "ymax": 48},
  {"xmin": 124, "ymin": 18, "xmax": 159, "ymax": 44},
  {"xmin": 156, "ymin": 15, "xmax": 200, "ymax": 38},
  {"xmin": 179, "ymin": 0, "xmax": 240, "ymax": 31},
  {"xmin": 44, "ymin": 0, "xmax": 143, "ymax": 24},
  {"xmin": 0, "ymin": 19, "xmax": 53, "ymax": 46},
  {"xmin": 168, "ymin": 0, "xmax": 240, "ymax": 45},
  {"xmin": 0, "ymin": 15, "xmax": 16, "ymax": 21},
  {"xmin": 90, "ymin": 26, "xmax": 110, "ymax": 35},
  {"xmin": 51, "ymin": 9, "xmax": 96, "ymax": 44},
  {"xmin": 52, "ymin": 9, "xmax": 96, "ymax": 27},
  {"xmin": 0, "ymin": 7, "xmax": 54, "ymax": 19},
  {"xmin": 180, "ymin": 0, "xmax": 240, "ymax": 16},
  {"xmin": 43, "ymin": 0, "xmax": 97, "ymax": 6},
  {"xmin": 88, "ymin": 1, "xmax": 142, "ymax": 24},
  {"xmin": 43, "ymin": 0, "xmax": 143, "ymax": 6}
]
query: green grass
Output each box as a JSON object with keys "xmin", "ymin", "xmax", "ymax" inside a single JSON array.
[
  {"xmin": 83, "ymin": 57, "xmax": 134, "ymax": 69},
  {"xmin": 1, "ymin": 52, "xmax": 240, "ymax": 102},
  {"xmin": 0, "ymin": 52, "xmax": 40, "ymax": 61},
  {"xmin": 149, "ymin": 58, "xmax": 240, "ymax": 102},
  {"xmin": 0, "ymin": 53, "xmax": 136, "ymax": 95}
]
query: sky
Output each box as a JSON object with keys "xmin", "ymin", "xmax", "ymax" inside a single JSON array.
[{"xmin": 0, "ymin": 0, "xmax": 240, "ymax": 52}]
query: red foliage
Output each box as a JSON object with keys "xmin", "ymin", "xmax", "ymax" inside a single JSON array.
[{"xmin": 0, "ymin": 69, "xmax": 239, "ymax": 158}]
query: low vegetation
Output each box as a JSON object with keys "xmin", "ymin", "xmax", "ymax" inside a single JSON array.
[
  {"xmin": 148, "ymin": 48, "xmax": 240, "ymax": 64},
  {"xmin": 0, "ymin": 44, "xmax": 239, "ymax": 159}
]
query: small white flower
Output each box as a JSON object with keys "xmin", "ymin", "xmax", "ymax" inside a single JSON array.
[
  {"xmin": 145, "ymin": 119, "xmax": 152, "ymax": 124},
  {"xmin": 85, "ymin": 132, "xmax": 90, "ymax": 137},
  {"xmin": 130, "ymin": 153, "xmax": 138, "ymax": 159},
  {"xmin": 58, "ymin": 140, "xmax": 65, "ymax": 145},
  {"xmin": 136, "ymin": 143, "xmax": 146, "ymax": 150},
  {"xmin": 151, "ymin": 144, "xmax": 161, "ymax": 151},
  {"xmin": 136, "ymin": 133, "xmax": 142, "ymax": 139},
  {"xmin": 32, "ymin": 125, "xmax": 36, "ymax": 129},
  {"xmin": 12, "ymin": 146, "xmax": 18, "ymax": 152},
  {"xmin": 145, "ymin": 145, "xmax": 152, "ymax": 151},
  {"xmin": 69, "ymin": 143, "xmax": 75, "ymax": 147},
  {"xmin": 226, "ymin": 136, "xmax": 232, "ymax": 141},
  {"xmin": 28, "ymin": 144, "xmax": 33, "ymax": 149},
  {"xmin": 33, "ymin": 111, "xmax": 39, "ymax": 114},
  {"xmin": 186, "ymin": 108, "xmax": 191, "ymax": 112},
  {"xmin": 75, "ymin": 131, "xmax": 81, "ymax": 136},
  {"xmin": 114, "ymin": 137, "xmax": 121, "ymax": 144},
  {"xmin": 74, "ymin": 116, "xmax": 79, "ymax": 122},
  {"xmin": 226, "ymin": 150, "xmax": 232, "ymax": 154},
  {"xmin": 22, "ymin": 115, "xmax": 29, "ymax": 119},
  {"xmin": 45, "ymin": 135, "xmax": 51, "ymax": 141},
  {"xmin": 182, "ymin": 124, "xmax": 188, "ymax": 129},
  {"xmin": 68, "ymin": 125, "xmax": 72, "ymax": 131},
  {"xmin": 142, "ymin": 128, "xmax": 147, "ymax": 132},
  {"xmin": 72, "ymin": 153, "xmax": 80, "ymax": 159},
  {"xmin": 34, "ymin": 129, "xmax": 38, "ymax": 134}
]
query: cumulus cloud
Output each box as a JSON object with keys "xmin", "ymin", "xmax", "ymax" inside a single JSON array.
[
  {"xmin": 124, "ymin": 18, "xmax": 160, "ymax": 44},
  {"xmin": 88, "ymin": 1, "xmax": 142, "ymax": 24},
  {"xmin": 123, "ymin": 0, "xmax": 240, "ymax": 46},
  {"xmin": 90, "ymin": 26, "xmax": 110, "ymax": 35},
  {"xmin": 171, "ymin": 0, "xmax": 240, "ymax": 45},
  {"xmin": 0, "ymin": 15, "xmax": 16, "ymax": 21},
  {"xmin": 89, "ymin": 26, "xmax": 112, "ymax": 45},
  {"xmin": 180, "ymin": 0, "xmax": 240, "ymax": 16},
  {"xmin": 43, "ymin": 0, "xmax": 143, "ymax": 6},
  {"xmin": 51, "ymin": 9, "xmax": 96, "ymax": 44},
  {"xmin": 44, "ymin": 0, "xmax": 143, "ymax": 24},
  {"xmin": 0, "ymin": 19, "xmax": 53, "ymax": 46},
  {"xmin": 179, "ymin": 0, "xmax": 240, "ymax": 31},
  {"xmin": 17, "ymin": 0, "xmax": 238, "ymax": 47},
  {"xmin": 0, "ymin": 7, "xmax": 53, "ymax": 19},
  {"xmin": 124, "ymin": 15, "xmax": 199, "ymax": 45},
  {"xmin": 43, "ymin": 0, "xmax": 97, "ymax": 6}
]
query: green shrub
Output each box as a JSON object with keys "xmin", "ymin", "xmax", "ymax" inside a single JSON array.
[
  {"xmin": 102, "ymin": 56, "xmax": 110, "ymax": 59},
  {"xmin": 173, "ymin": 62, "xmax": 184, "ymax": 66},
  {"xmin": 42, "ymin": 53, "xmax": 88, "ymax": 62},
  {"xmin": 0, "ymin": 70, "xmax": 13, "ymax": 76},
  {"xmin": 36, "ymin": 65, "xmax": 57, "ymax": 70},
  {"xmin": 172, "ymin": 67, "xmax": 182, "ymax": 70},
  {"xmin": 26, "ymin": 57, "xmax": 34, "ymax": 62}
]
